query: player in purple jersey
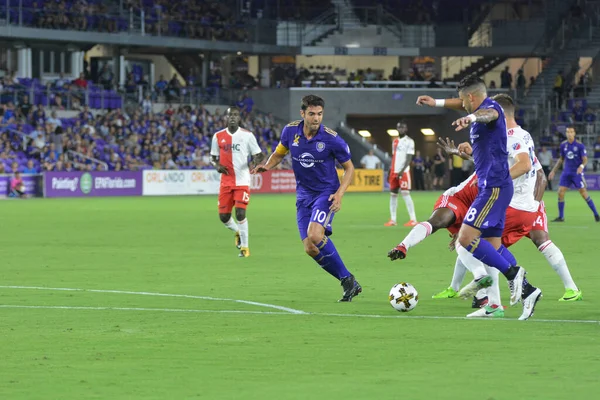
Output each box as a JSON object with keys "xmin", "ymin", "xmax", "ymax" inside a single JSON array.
[
  {"xmin": 412, "ymin": 74, "xmax": 541, "ymax": 309},
  {"xmin": 548, "ymin": 126, "xmax": 600, "ymax": 222},
  {"xmin": 251, "ymin": 95, "xmax": 362, "ymax": 302}
]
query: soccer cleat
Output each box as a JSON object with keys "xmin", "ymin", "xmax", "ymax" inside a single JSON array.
[
  {"xmin": 507, "ymin": 266, "xmax": 525, "ymax": 306},
  {"xmin": 458, "ymin": 275, "xmax": 493, "ymax": 299},
  {"xmin": 595, "ymin": 215, "xmax": 600, "ymax": 222},
  {"xmin": 403, "ymin": 220, "xmax": 418, "ymax": 227},
  {"xmin": 384, "ymin": 220, "xmax": 398, "ymax": 226},
  {"xmin": 552, "ymin": 217, "xmax": 564, "ymax": 222},
  {"xmin": 431, "ymin": 287, "xmax": 459, "ymax": 299},
  {"xmin": 559, "ymin": 289, "xmax": 583, "ymax": 302},
  {"xmin": 518, "ymin": 287, "xmax": 542, "ymax": 320},
  {"xmin": 467, "ymin": 304, "xmax": 505, "ymax": 318},
  {"xmin": 238, "ymin": 247, "xmax": 250, "ymax": 258},
  {"xmin": 339, "ymin": 275, "xmax": 362, "ymax": 302},
  {"xmin": 472, "ymin": 296, "xmax": 489, "ymax": 309},
  {"xmin": 387, "ymin": 244, "xmax": 407, "ymax": 261},
  {"xmin": 235, "ymin": 232, "xmax": 241, "ymax": 249}
]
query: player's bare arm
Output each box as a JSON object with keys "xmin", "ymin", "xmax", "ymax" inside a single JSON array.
[
  {"xmin": 452, "ymin": 108, "xmax": 499, "ymax": 131},
  {"xmin": 534, "ymin": 168, "xmax": 547, "ymax": 202},
  {"xmin": 510, "ymin": 153, "xmax": 532, "ymax": 179},
  {"xmin": 548, "ymin": 156, "xmax": 563, "ymax": 180},
  {"xmin": 329, "ymin": 160, "xmax": 354, "ymax": 213},
  {"xmin": 416, "ymin": 96, "xmax": 465, "ymax": 111},
  {"xmin": 578, "ymin": 155, "xmax": 588, "ymax": 175},
  {"xmin": 251, "ymin": 151, "xmax": 283, "ymax": 173},
  {"xmin": 437, "ymin": 137, "xmax": 473, "ymax": 161},
  {"xmin": 210, "ymin": 155, "xmax": 229, "ymax": 175},
  {"xmin": 249, "ymin": 152, "xmax": 266, "ymax": 169}
]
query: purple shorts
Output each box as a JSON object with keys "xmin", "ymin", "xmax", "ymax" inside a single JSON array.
[
  {"xmin": 296, "ymin": 195, "xmax": 335, "ymax": 240},
  {"xmin": 559, "ymin": 172, "xmax": 586, "ymax": 189},
  {"xmin": 463, "ymin": 185, "xmax": 513, "ymax": 238}
]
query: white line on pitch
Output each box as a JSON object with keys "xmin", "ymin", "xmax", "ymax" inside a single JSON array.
[
  {"xmin": 0, "ymin": 285, "xmax": 307, "ymax": 315},
  {"xmin": 0, "ymin": 304, "xmax": 598, "ymax": 325}
]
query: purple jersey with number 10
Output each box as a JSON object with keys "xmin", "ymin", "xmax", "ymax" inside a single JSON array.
[{"xmin": 277, "ymin": 120, "xmax": 352, "ymax": 240}]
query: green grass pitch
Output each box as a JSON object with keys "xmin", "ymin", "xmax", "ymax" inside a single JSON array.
[{"xmin": 0, "ymin": 191, "xmax": 598, "ymax": 399}]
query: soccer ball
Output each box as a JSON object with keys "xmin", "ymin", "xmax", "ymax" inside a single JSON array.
[{"xmin": 389, "ymin": 282, "xmax": 419, "ymax": 312}]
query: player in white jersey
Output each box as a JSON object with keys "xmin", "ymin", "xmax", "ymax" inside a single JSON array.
[
  {"xmin": 385, "ymin": 120, "xmax": 418, "ymax": 227},
  {"xmin": 210, "ymin": 106, "xmax": 264, "ymax": 257}
]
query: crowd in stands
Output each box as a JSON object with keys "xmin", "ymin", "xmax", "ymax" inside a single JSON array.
[
  {"xmin": 270, "ymin": 63, "xmax": 448, "ymax": 89},
  {"xmin": 1, "ymin": 0, "xmax": 248, "ymax": 42},
  {"xmin": 0, "ymin": 94, "xmax": 289, "ymax": 174},
  {"xmin": 0, "ymin": 72, "xmax": 123, "ymax": 111}
]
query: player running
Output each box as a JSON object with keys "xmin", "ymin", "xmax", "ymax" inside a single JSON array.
[
  {"xmin": 410, "ymin": 75, "xmax": 528, "ymax": 306},
  {"xmin": 548, "ymin": 126, "xmax": 600, "ymax": 222},
  {"xmin": 252, "ymin": 95, "xmax": 362, "ymax": 302},
  {"xmin": 385, "ymin": 120, "xmax": 418, "ymax": 227},
  {"xmin": 211, "ymin": 106, "xmax": 265, "ymax": 258}
]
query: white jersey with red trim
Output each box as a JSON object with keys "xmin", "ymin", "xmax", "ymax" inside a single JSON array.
[
  {"xmin": 391, "ymin": 135, "xmax": 415, "ymax": 174},
  {"xmin": 210, "ymin": 127, "xmax": 261, "ymax": 187},
  {"xmin": 506, "ymin": 126, "xmax": 540, "ymax": 212}
]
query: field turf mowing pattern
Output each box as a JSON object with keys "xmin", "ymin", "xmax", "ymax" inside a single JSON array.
[{"xmin": 1, "ymin": 191, "xmax": 598, "ymax": 399}]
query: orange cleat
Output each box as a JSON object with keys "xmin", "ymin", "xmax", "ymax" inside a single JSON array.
[
  {"xmin": 384, "ymin": 220, "xmax": 398, "ymax": 226},
  {"xmin": 403, "ymin": 220, "xmax": 418, "ymax": 227}
]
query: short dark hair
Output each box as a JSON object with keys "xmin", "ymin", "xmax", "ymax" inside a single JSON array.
[
  {"xmin": 492, "ymin": 93, "xmax": 515, "ymax": 115},
  {"xmin": 457, "ymin": 73, "xmax": 486, "ymax": 94},
  {"xmin": 301, "ymin": 95, "xmax": 325, "ymax": 111},
  {"xmin": 226, "ymin": 106, "xmax": 241, "ymax": 114}
]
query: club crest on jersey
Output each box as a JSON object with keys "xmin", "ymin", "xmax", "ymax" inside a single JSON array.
[
  {"xmin": 316, "ymin": 142, "xmax": 326, "ymax": 152},
  {"xmin": 292, "ymin": 134, "xmax": 300, "ymax": 147},
  {"xmin": 512, "ymin": 143, "xmax": 521, "ymax": 150}
]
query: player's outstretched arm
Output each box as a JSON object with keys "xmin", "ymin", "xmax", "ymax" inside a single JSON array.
[
  {"xmin": 250, "ymin": 152, "xmax": 266, "ymax": 169},
  {"xmin": 548, "ymin": 157, "xmax": 563, "ymax": 180},
  {"xmin": 452, "ymin": 108, "xmax": 499, "ymax": 131},
  {"xmin": 416, "ymin": 96, "xmax": 465, "ymax": 111},
  {"xmin": 251, "ymin": 152, "xmax": 284, "ymax": 173},
  {"xmin": 329, "ymin": 160, "xmax": 354, "ymax": 212},
  {"xmin": 534, "ymin": 168, "xmax": 547, "ymax": 202}
]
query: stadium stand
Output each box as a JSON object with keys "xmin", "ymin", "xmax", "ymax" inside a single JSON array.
[{"xmin": 0, "ymin": 96, "xmax": 290, "ymax": 173}]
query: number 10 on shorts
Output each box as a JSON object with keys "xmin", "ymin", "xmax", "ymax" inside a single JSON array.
[{"xmin": 311, "ymin": 208, "xmax": 331, "ymax": 226}]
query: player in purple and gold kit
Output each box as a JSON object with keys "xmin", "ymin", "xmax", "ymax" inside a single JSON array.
[
  {"xmin": 548, "ymin": 126, "xmax": 600, "ymax": 222},
  {"xmin": 252, "ymin": 95, "xmax": 362, "ymax": 302},
  {"xmin": 410, "ymin": 74, "xmax": 541, "ymax": 312}
]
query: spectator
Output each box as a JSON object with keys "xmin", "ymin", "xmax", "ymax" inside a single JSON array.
[
  {"xmin": 432, "ymin": 148, "xmax": 446, "ymax": 190},
  {"xmin": 538, "ymin": 145, "xmax": 553, "ymax": 190},
  {"xmin": 583, "ymin": 107, "xmax": 596, "ymax": 136},
  {"xmin": 516, "ymin": 69, "xmax": 526, "ymax": 99},
  {"xmin": 18, "ymin": 95, "xmax": 33, "ymax": 122},
  {"xmin": 553, "ymin": 71, "xmax": 564, "ymax": 109},
  {"xmin": 360, "ymin": 149, "xmax": 381, "ymax": 169},
  {"xmin": 450, "ymin": 154, "xmax": 463, "ymax": 187},
  {"xmin": 73, "ymin": 73, "xmax": 88, "ymax": 90},
  {"xmin": 500, "ymin": 66, "xmax": 512, "ymax": 89},
  {"xmin": 594, "ymin": 137, "xmax": 600, "ymax": 172},
  {"xmin": 412, "ymin": 150, "xmax": 425, "ymax": 190},
  {"xmin": 22, "ymin": 159, "xmax": 38, "ymax": 174}
]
